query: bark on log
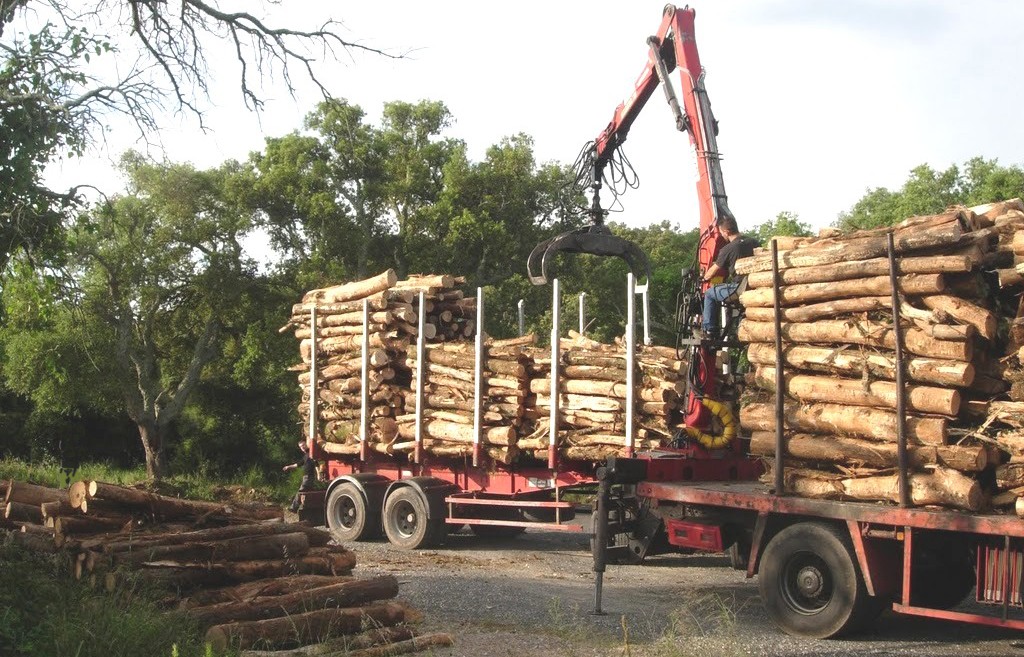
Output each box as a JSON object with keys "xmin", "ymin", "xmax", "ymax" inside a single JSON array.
[
  {"xmin": 181, "ymin": 575, "xmax": 355, "ymax": 609},
  {"xmin": 346, "ymin": 634, "xmax": 455, "ymax": 657},
  {"xmin": 778, "ymin": 466, "xmax": 984, "ymax": 511},
  {"xmin": 395, "ymin": 420, "xmax": 515, "ymax": 446},
  {"xmin": 738, "ymin": 320, "xmax": 973, "ymax": 361},
  {"xmin": 742, "ymin": 297, "xmax": 897, "ymax": 324},
  {"xmin": 303, "ymin": 270, "xmax": 397, "ymax": 304},
  {"xmin": 205, "ymin": 601, "xmax": 412, "ymax": 652},
  {"xmin": 4, "ymin": 501, "xmax": 43, "ymax": 523},
  {"xmin": 82, "ymin": 481, "xmax": 283, "ymax": 521},
  {"xmin": 237, "ymin": 627, "xmax": 418, "ymax": 657},
  {"xmin": 753, "ymin": 366, "xmax": 961, "ymax": 416},
  {"xmin": 188, "ymin": 575, "xmax": 399, "ymax": 627},
  {"xmin": 94, "ymin": 522, "xmax": 331, "ymax": 553},
  {"xmin": 749, "ymin": 431, "xmax": 987, "ymax": 471},
  {"xmin": 745, "ymin": 253, "xmax": 973, "ymax": 288},
  {"xmin": 115, "ymin": 532, "xmax": 310, "ymax": 566},
  {"xmin": 745, "ymin": 343, "xmax": 975, "ymax": 388},
  {"xmin": 4, "ymin": 480, "xmax": 65, "ymax": 506},
  {"xmin": 741, "ymin": 402, "xmax": 947, "ymax": 444},
  {"xmin": 918, "ymin": 295, "xmax": 998, "ymax": 341},
  {"xmin": 740, "ymin": 274, "xmax": 945, "ymax": 307},
  {"xmin": 142, "ymin": 547, "xmax": 357, "ymax": 588}
]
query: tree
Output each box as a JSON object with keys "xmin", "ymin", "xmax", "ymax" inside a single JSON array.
[
  {"xmin": 3, "ymin": 155, "xmax": 256, "ymax": 479},
  {"xmin": 1, "ymin": 1, "xmax": 391, "ymax": 268},
  {"xmin": 750, "ymin": 211, "xmax": 813, "ymax": 244}
]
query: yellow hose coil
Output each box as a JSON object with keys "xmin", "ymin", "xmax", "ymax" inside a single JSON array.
[{"xmin": 683, "ymin": 398, "xmax": 737, "ymax": 450}]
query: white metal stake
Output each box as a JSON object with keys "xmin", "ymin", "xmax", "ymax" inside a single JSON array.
[
  {"xmin": 549, "ymin": 278, "xmax": 561, "ymax": 469},
  {"xmin": 518, "ymin": 298, "xmax": 525, "ymax": 337},
  {"xmin": 578, "ymin": 292, "xmax": 587, "ymax": 336},
  {"xmin": 308, "ymin": 305, "xmax": 318, "ymax": 452},
  {"xmin": 473, "ymin": 286, "xmax": 484, "ymax": 467},
  {"xmin": 359, "ymin": 297, "xmax": 370, "ymax": 457},
  {"xmin": 642, "ymin": 286, "xmax": 652, "ymax": 346},
  {"xmin": 414, "ymin": 291, "xmax": 426, "ymax": 463},
  {"xmin": 625, "ymin": 273, "xmax": 636, "ymax": 455}
]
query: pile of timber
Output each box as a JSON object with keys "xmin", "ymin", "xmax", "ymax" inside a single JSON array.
[
  {"xmin": 736, "ymin": 202, "xmax": 1024, "ymax": 512},
  {"xmin": 396, "ymin": 337, "xmax": 531, "ymax": 464},
  {"xmin": 2, "ymin": 478, "xmax": 449, "ymax": 655},
  {"xmin": 519, "ymin": 332, "xmax": 686, "ymax": 461},
  {"xmin": 286, "ymin": 270, "xmax": 472, "ymax": 457}
]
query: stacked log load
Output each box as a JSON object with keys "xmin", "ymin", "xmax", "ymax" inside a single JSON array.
[
  {"xmin": 520, "ymin": 332, "xmax": 687, "ymax": 461},
  {"xmin": 2, "ymin": 478, "xmax": 450, "ymax": 655},
  {"xmin": 736, "ymin": 201, "xmax": 1024, "ymax": 513}
]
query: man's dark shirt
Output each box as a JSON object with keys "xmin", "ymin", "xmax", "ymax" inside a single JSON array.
[
  {"xmin": 714, "ymin": 236, "xmax": 758, "ymax": 280},
  {"xmin": 293, "ymin": 451, "xmax": 317, "ymax": 489}
]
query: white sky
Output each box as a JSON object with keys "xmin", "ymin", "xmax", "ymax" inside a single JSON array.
[{"xmin": 47, "ymin": 0, "xmax": 1024, "ymax": 233}]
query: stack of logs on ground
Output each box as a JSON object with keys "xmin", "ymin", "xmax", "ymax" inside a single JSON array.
[
  {"xmin": 287, "ymin": 272, "xmax": 694, "ymax": 465},
  {"xmin": 736, "ymin": 199, "xmax": 1024, "ymax": 513},
  {"xmin": 1, "ymin": 478, "xmax": 450, "ymax": 655}
]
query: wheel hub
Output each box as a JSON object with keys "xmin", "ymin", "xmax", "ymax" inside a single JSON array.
[{"xmin": 797, "ymin": 566, "xmax": 824, "ymax": 598}]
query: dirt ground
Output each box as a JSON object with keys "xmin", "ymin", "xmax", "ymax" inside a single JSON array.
[{"xmin": 345, "ymin": 510, "xmax": 1024, "ymax": 657}]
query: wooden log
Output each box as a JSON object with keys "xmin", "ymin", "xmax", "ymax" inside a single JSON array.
[
  {"xmin": 395, "ymin": 420, "xmax": 515, "ymax": 446},
  {"xmin": 745, "ymin": 343, "xmax": 974, "ymax": 388},
  {"xmin": 532, "ymin": 393, "xmax": 624, "ymax": 412},
  {"xmin": 5, "ymin": 501, "xmax": 43, "ymax": 523},
  {"xmin": 740, "ymin": 273, "xmax": 945, "ymax": 307},
  {"xmin": 205, "ymin": 601, "xmax": 413, "ymax": 652},
  {"xmin": 346, "ymin": 634, "xmax": 454, "ymax": 657},
  {"xmin": 53, "ymin": 515, "xmax": 130, "ymax": 536},
  {"xmin": 141, "ymin": 547, "xmax": 357, "ymax": 588},
  {"xmin": 83, "ymin": 482, "xmax": 283, "ymax": 521},
  {"xmin": 237, "ymin": 627, "xmax": 419, "ymax": 657},
  {"xmin": 290, "ymin": 292, "xmax": 390, "ymax": 317},
  {"xmin": 737, "ymin": 319, "xmax": 973, "ymax": 361},
  {"xmin": 752, "ymin": 366, "xmax": 961, "ymax": 416},
  {"xmin": 741, "ymin": 401, "xmax": 947, "ymax": 444},
  {"xmin": 188, "ymin": 575, "xmax": 399, "ymax": 627},
  {"xmin": 749, "ymin": 431, "xmax": 987, "ymax": 472},
  {"xmin": 182, "ymin": 574, "xmax": 355, "ymax": 610},
  {"xmin": 114, "ymin": 532, "xmax": 310, "ymax": 566},
  {"xmin": 778, "ymin": 466, "xmax": 984, "ymax": 511},
  {"xmin": 294, "ymin": 324, "xmax": 389, "ymax": 340},
  {"xmin": 93, "ymin": 522, "xmax": 331, "ymax": 554},
  {"xmin": 917, "ymin": 295, "xmax": 997, "ymax": 341},
  {"xmin": 4, "ymin": 480, "xmax": 65, "ymax": 506},
  {"xmin": 745, "ymin": 253, "xmax": 973, "ymax": 288},
  {"xmin": 529, "ymin": 379, "xmax": 676, "ymax": 402},
  {"xmin": 303, "ymin": 270, "xmax": 397, "ymax": 304},
  {"xmin": 426, "ymin": 444, "xmax": 517, "ymax": 465}
]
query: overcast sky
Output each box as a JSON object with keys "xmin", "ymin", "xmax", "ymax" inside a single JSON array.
[{"xmin": 47, "ymin": 0, "xmax": 1024, "ymax": 233}]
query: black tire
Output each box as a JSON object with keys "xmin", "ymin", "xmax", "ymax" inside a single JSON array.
[
  {"xmin": 909, "ymin": 538, "xmax": 975, "ymax": 610},
  {"xmin": 758, "ymin": 523, "xmax": 871, "ymax": 639},
  {"xmin": 470, "ymin": 524, "xmax": 526, "ymax": 538},
  {"xmin": 383, "ymin": 487, "xmax": 444, "ymax": 549},
  {"xmin": 326, "ymin": 482, "xmax": 379, "ymax": 541}
]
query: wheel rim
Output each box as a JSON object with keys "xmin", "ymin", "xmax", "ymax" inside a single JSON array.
[
  {"xmin": 391, "ymin": 499, "xmax": 418, "ymax": 538},
  {"xmin": 334, "ymin": 494, "xmax": 358, "ymax": 530},
  {"xmin": 779, "ymin": 551, "xmax": 833, "ymax": 615}
]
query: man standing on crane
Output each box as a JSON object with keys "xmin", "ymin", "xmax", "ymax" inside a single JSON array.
[{"xmin": 699, "ymin": 216, "xmax": 757, "ymax": 340}]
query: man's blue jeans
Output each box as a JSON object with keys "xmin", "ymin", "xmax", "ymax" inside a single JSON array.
[{"xmin": 702, "ymin": 282, "xmax": 739, "ymax": 335}]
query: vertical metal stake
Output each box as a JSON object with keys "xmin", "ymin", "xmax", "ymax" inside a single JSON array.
[
  {"xmin": 642, "ymin": 286, "xmax": 652, "ymax": 346},
  {"xmin": 359, "ymin": 298, "xmax": 370, "ymax": 462},
  {"xmin": 625, "ymin": 274, "xmax": 637, "ymax": 457},
  {"xmin": 414, "ymin": 291, "xmax": 426, "ymax": 464},
  {"xmin": 473, "ymin": 287, "xmax": 484, "ymax": 468},
  {"xmin": 770, "ymin": 239, "xmax": 785, "ymax": 496},
  {"xmin": 308, "ymin": 305, "xmax": 318, "ymax": 454},
  {"xmin": 548, "ymin": 279, "xmax": 561, "ymax": 470},
  {"xmin": 887, "ymin": 232, "xmax": 911, "ymax": 508},
  {"xmin": 518, "ymin": 299, "xmax": 525, "ymax": 337},
  {"xmin": 578, "ymin": 292, "xmax": 587, "ymax": 337}
]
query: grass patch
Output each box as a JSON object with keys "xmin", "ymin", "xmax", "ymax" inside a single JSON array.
[{"xmin": 0, "ymin": 537, "xmax": 230, "ymax": 657}]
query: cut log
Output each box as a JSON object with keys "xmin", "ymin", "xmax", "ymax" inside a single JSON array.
[
  {"xmin": 94, "ymin": 522, "xmax": 331, "ymax": 553},
  {"xmin": 918, "ymin": 295, "xmax": 998, "ymax": 341},
  {"xmin": 5, "ymin": 501, "xmax": 43, "ymax": 523},
  {"xmin": 745, "ymin": 343, "xmax": 975, "ymax": 388},
  {"xmin": 346, "ymin": 634, "xmax": 455, "ymax": 657},
  {"xmin": 303, "ymin": 269, "xmax": 397, "ymax": 304},
  {"xmin": 752, "ymin": 367, "xmax": 961, "ymax": 416},
  {"xmin": 205, "ymin": 601, "xmax": 412, "ymax": 652},
  {"xmin": 749, "ymin": 431, "xmax": 987, "ymax": 472},
  {"xmin": 741, "ymin": 402, "xmax": 947, "ymax": 445},
  {"xmin": 745, "ymin": 253, "xmax": 973, "ymax": 288},
  {"xmin": 142, "ymin": 547, "xmax": 357, "ymax": 588},
  {"xmin": 739, "ymin": 273, "xmax": 945, "ymax": 307},
  {"xmin": 395, "ymin": 420, "xmax": 515, "ymax": 446},
  {"xmin": 114, "ymin": 532, "xmax": 309, "ymax": 565},
  {"xmin": 4, "ymin": 480, "xmax": 65, "ymax": 506},
  {"xmin": 738, "ymin": 319, "xmax": 973, "ymax": 361},
  {"xmin": 778, "ymin": 466, "xmax": 984, "ymax": 511},
  {"xmin": 188, "ymin": 575, "xmax": 399, "ymax": 627},
  {"xmin": 236, "ymin": 627, "xmax": 418, "ymax": 657},
  {"xmin": 180, "ymin": 575, "xmax": 353, "ymax": 609},
  {"xmin": 84, "ymin": 482, "xmax": 283, "ymax": 521}
]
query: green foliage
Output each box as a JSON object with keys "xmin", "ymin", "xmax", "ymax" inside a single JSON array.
[
  {"xmin": 0, "ymin": 539, "xmax": 223, "ymax": 657},
  {"xmin": 837, "ymin": 157, "xmax": 1024, "ymax": 230},
  {"xmin": 748, "ymin": 211, "xmax": 812, "ymax": 243}
]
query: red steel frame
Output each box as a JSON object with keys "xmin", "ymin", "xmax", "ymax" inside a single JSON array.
[{"xmin": 638, "ymin": 479, "xmax": 1024, "ymax": 630}]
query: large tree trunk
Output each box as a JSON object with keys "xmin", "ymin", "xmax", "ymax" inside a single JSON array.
[{"xmin": 138, "ymin": 420, "xmax": 168, "ymax": 481}]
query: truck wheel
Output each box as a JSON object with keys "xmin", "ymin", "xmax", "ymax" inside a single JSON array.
[
  {"xmin": 383, "ymin": 487, "xmax": 444, "ymax": 549},
  {"xmin": 910, "ymin": 539, "xmax": 975, "ymax": 610},
  {"xmin": 326, "ymin": 482, "xmax": 379, "ymax": 542},
  {"xmin": 759, "ymin": 523, "xmax": 870, "ymax": 639}
]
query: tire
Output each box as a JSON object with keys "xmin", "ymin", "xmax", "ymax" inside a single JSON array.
[
  {"xmin": 758, "ymin": 522, "xmax": 871, "ymax": 639},
  {"xmin": 470, "ymin": 524, "xmax": 526, "ymax": 538},
  {"xmin": 326, "ymin": 482, "xmax": 379, "ymax": 541},
  {"xmin": 909, "ymin": 538, "xmax": 975, "ymax": 610},
  {"xmin": 383, "ymin": 487, "xmax": 444, "ymax": 549}
]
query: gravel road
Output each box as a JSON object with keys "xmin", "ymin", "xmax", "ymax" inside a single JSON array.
[{"xmin": 346, "ymin": 510, "xmax": 1024, "ymax": 657}]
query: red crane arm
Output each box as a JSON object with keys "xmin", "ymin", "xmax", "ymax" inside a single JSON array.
[{"xmin": 592, "ymin": 4, "xmax": 732, "ymax": 280}]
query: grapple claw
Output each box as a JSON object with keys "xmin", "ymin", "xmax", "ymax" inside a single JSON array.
[{"xmin": 527, "ymin": 223, "xmax": 652, "ymax": 290}]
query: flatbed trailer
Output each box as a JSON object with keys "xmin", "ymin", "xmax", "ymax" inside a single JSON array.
[{"xmin": 593, "ymin": 456, "xmax": 1024, "ymax": 638}]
